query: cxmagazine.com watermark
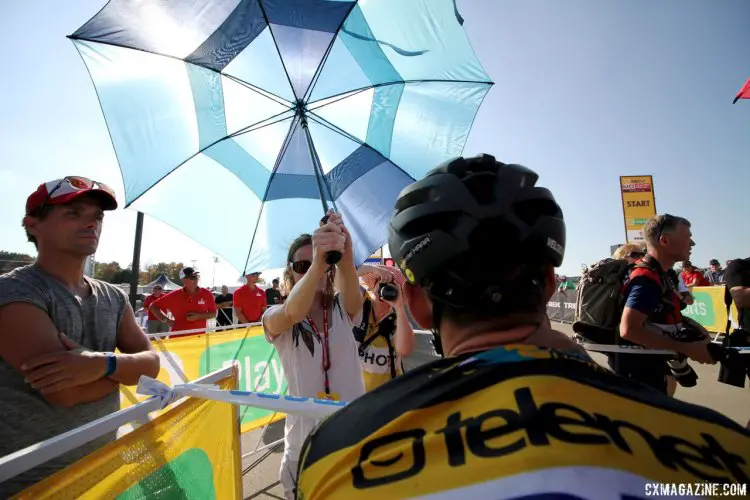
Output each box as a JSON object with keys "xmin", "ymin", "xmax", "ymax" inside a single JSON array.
[{"xmin": 645, "ymin": 482, "xmax": 747, "ymax": 497}]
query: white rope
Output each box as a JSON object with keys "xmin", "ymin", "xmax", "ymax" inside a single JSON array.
[
  {"xmin": 576, "ymin": 339, "xmax": 750, "ymax": 355},
  {"xmin": 136, "ymin": 377, "xmax": 347, "ymax": 419}
]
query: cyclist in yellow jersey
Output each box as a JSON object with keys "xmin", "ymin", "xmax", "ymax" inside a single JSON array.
[
  {"xmin": 296, "ymin": 154, "xmax": 750, "ymax": 499},
  {"xmin": 354, "ymin": 265, "xmax": 415, "ymax": 391}
]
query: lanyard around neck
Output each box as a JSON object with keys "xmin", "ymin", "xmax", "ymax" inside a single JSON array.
[{"xmin": 306, "ymin": 296, "xmax": 331, "ymax": 395}]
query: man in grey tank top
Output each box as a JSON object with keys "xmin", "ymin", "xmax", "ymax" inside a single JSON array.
[{"xmin": 0, "ymin": 177, "xmax": 161, "ymax": 496}]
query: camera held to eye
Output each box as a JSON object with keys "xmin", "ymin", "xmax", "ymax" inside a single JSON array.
[{"xmin": 378, "ymin": 283, "xmax": 399, "ymax": 302}]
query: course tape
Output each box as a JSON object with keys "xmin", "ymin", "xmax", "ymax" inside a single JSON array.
[
  {"xmin": 136, "ymin": 376, "xmax": 347, "ymax": 419},
  {"xmin": 576, "ymin": 338, "xmax": 750, "ymax": 355}
]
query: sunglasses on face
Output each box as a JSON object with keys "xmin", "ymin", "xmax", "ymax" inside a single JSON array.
[
  {"xmin": 628, "ymin": 251, "xmax": 645, "ymax": 259},
  {"xmin": 40, "ymin": 176, "xmax": 115, "ymax": 212},
  {"xmin": 291, "ymin": 260, "xmax": 312, "ymax": 274},
  {"xmin": 183, "ymin": 276, "xmax": 199, "ymax": 281}
]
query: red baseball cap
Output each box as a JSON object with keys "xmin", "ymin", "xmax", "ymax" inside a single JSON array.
[{"xmin": 26, "ymin": 176, "xmax": 118, "ymax": 215}]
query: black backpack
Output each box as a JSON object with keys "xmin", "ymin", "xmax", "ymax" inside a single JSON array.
[{"xmin": 574, "ymin": 258, "xmax": 633, "ymax": 343}]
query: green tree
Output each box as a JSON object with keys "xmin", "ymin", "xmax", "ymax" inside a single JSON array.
[
  {"xmin": 142, "ymin": 262, "xmax": 184, "ymax": 283},
  {"xmin": 94, "ymin": 261, "xmax": 123, "ymax": 283},
  {"xmin": 0, "ymin": 251, "xmax": 34, "ymax": 274}
]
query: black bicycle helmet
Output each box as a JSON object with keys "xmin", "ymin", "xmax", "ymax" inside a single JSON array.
[{"xmin": 388, "ymin": 154, "xmax": 565, "ymax": 308}]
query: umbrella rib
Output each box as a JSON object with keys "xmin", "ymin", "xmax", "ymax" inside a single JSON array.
[
  {"xmin": 307, "ymin": 113, "xmax": 416, "ymax": 184},
  {"xmin": 227, "ymin": 108, "xmax": 295, "ymax": 139},
  {"xmin": 222, "ymin": 74, "xmax": 294, "ymax": 108},
  {"xmin": 302, "ymin": 2, "xmax": 359, "ymax": 104},
  {"xmin": 306, "ymin": 86, "xmax": 372, "ymax": 112},
  {"xmin": 307, "ymin": 113, "xmax": 368, "ymax": 151},
  {"xmin": 255, "ymin": 2, "xmax": 300, "ymax": 103},
  {"xmin": 66, "ymin": 36, "xmax": 294, "ymax": 106},
  {"xmin": 309, "ymin": 79, "xmax": 494, "ymax": 110},
  {"xmin": 241, "ymin": 115, "xmax": 301, "ymax": 274},
  {"xmin": 123, "ymin": 111, "xmax": 292, "ymax": 209}
]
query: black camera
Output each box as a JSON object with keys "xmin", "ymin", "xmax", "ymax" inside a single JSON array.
[
  {"xmin": 667, "ymin": 356, "xmax": 698, "ymax": 387},
  {"xmin": 665, "ymin": 325, "xmax": 704, "ymax": 388},
  {"xmin": 718, "ymin": 329, "xmax": 750, "ymax": 388},
  {"xmin": 378, "ymin": 283, "xmax": 399, "ymax": 302}
]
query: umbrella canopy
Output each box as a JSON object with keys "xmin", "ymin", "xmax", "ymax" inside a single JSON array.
[
  {"xmin": 734, "ymin": 78, "xmax": 750, "ymax": 104},
  {"xmin": 143, "ymin": 274, "xmax": 181, "ymax": 292},
  {"xmin": 70, "ymin": 0, "xmax": 492, "ymax": 273}
]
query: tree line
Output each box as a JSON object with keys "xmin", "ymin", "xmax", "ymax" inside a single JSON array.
[
  {"xmin": 94, "ymin": 261, "xmax": 186, "ymax": 284},
  {"xmin": 0, "ymin": 251, "xmax": 34, "ymax": 274},
  {"xmin": 0, "ymin": 251, "xmax": 184, "ymax": 285}
]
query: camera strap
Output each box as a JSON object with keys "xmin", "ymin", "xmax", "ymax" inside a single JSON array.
[{"xmin": 357, "ymin": 297, "xmax": 398, "ymax": 379}]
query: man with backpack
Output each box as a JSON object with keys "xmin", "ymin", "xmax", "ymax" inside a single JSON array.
[{"xmin": 616, "ymin": 214, "xmax": 716, "ymax": 393}]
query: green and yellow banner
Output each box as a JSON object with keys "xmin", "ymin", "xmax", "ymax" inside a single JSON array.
[
  {"xmin": 120, "ymin": 326, "xmax": 286, "ymax": 434},
  {"xmin": 682, "ymin": 286, "xmax": 738, "ymax": 333},
  {"xmin": 16, "ymin": 370, "xmax": 242, "ymax": 500}
]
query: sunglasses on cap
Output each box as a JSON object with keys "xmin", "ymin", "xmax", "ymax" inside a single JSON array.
[
  {"xmin": 39, "ymin": 176, "xmax": 116, "ymax": 213},
  {"xmin": 291, "ymin": 260, "xmax": 312, "ymax": 274}
]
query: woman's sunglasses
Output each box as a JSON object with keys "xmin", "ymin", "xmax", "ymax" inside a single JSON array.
[{"xmin": 291, "ymin": 260, "xmax": 312, "ymax": 274}]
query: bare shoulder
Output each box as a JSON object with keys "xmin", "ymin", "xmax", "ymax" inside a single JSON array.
[{"xmin": 262, "ymin": 304, "xmax": 289, "ymax": 340}]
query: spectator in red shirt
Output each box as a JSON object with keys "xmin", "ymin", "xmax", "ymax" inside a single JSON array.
[
  {"xmin": 234, "ymin": 271, "xmax": 266, "ymax": 324},
  {"xmin": 680, "ymin": 261, "xmax": 710, "ymax": 287},
  {"xmin": 149, "ymin": 267, "xmax": 217, "ymax": 333},
  {"xmin": 142, "ymin": 285, "xmax": 169, "ymax": 334}
]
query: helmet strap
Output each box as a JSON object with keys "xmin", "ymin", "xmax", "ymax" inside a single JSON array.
[{"xmin": 431, "ymin": 301, "xmax": 445, "ymax": 357}]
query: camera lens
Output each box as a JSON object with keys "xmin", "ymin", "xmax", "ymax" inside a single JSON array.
[{"xmin": 378, "ymin": 283, "xmax": 399, "ymax": 301}]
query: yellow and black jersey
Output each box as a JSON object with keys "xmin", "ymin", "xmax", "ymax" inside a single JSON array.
[
  {"xmin": 353, "ymin": 293, "xmax": 403, "ymax": 392},
  {"xmin": 297, "ymin": 344, "xmax": 750, "ymax": 499}
]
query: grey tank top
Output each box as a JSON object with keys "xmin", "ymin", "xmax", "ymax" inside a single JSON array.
[{"xmin": 0, "ymin": 265, "xmax": 127, "ymax": 496}]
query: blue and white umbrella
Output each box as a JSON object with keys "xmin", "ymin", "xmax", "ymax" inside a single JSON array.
[{"xmin": 71, "ymin": 0, "xmax": 492, "ymax": 273}]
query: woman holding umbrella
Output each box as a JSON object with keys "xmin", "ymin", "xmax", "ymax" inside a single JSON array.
[{"xmin": 262, "ymin": 211, "xmax": 364, "ymax": 500}]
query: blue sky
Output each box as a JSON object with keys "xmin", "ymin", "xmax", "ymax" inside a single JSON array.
[{"xmin": 0, "ymin": 0, "xmax": 748, "ymax": 285}]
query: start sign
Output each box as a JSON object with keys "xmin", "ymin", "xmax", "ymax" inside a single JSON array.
[{"xmin": 620, "ymin": 175, "xmax": 656, "ymax": 243}]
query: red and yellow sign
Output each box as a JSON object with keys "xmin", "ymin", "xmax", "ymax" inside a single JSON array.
[{"xmin": 620, "ymin": 175, "xmax": 656, "ymax": 243}]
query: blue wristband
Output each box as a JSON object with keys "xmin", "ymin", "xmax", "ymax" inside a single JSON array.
[{"xmin": 104, "ymin": 353, "xmax": 117, "ymax": 377}]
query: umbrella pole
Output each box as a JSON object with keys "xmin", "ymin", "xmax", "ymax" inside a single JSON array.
[
  {"xmin": 300, "ymin": 117, "xmax": 332, "ymax": 214},
  {"xmin": 129, "ymin": 211, "xmax": 144, "ymax": 310},
  {"xmin": 300, "ymin": 115, "xmax": 343, "ymax": 265}
]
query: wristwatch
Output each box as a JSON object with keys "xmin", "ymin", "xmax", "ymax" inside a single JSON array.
[{"xmin": 104, "ymin": 353, "xmax": 117, "ymax": 377}]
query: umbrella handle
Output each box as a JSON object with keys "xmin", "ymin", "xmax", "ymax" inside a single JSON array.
[{"xmin": 320, "ymin": 215, "xmax": 342, "ymax": 265}]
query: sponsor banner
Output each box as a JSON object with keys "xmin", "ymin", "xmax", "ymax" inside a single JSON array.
[
  {"xmin": 16, "ymin": 371, "xmax": 242, "ymax": 500},
  {"xmin": 546, "ymin": 290, "xmax": 577, "ymax": 323},
  {"xmin": 682, "ymin": 286, "xmax": 739, "ymax": 334},
  {"xmin": 620, "ymin": 175, "xmax": 656, "ymax": 243},
  {"xmin": 546, "ymin": 286, "xmax": 735, "ymax": 333},
  {"xmin": 120, "ymin": 326, "xmax": 287, "ymax": 434}
]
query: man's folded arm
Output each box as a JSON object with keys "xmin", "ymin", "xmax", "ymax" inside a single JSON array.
[
  {"xmin": 0, "ymin": 302, "xmax": 118, "ymax": 407},
  {"xmin": 109, "ymin": 304, "xmax": 160, "ymax": 385}
]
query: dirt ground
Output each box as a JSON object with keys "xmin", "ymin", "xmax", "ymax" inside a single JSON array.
[{"xmin": 241, "ymin": 322, "xmax": 750, "ymax": 499}]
